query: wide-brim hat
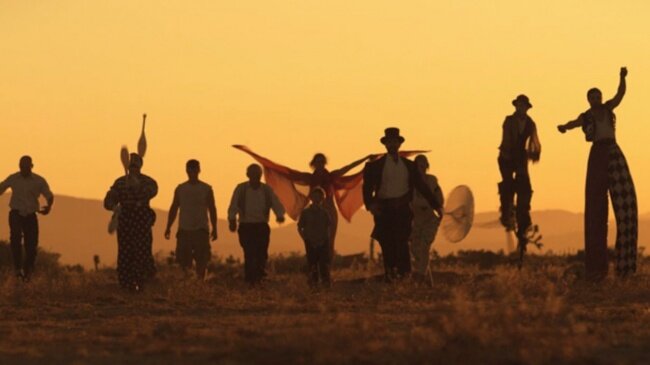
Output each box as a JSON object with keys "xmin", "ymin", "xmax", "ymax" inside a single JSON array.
[
  {"xmin": 380, "ymin": 127, "xmax": 405, "ymax": 144},
  {"xmin": 512, "ymin": 94, "xmax": 532, "ymax": 108}
]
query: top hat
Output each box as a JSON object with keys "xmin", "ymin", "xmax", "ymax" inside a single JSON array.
[
  {"xmin": 512, "ymin": 94, "xmax": 532, "ymax": 108},
  {"xmin": 380, "ymin": 127, "xmax": 405, "ymax": 144}
]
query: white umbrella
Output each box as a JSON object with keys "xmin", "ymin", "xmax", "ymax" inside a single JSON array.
[{"xmin": 441, "ymin": 185, "xmax": 474, "ymax": 243}]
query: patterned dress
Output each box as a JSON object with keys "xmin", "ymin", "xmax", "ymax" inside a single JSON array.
[{"xmin": 104, "ymin": 174, "xmax": 158, "ymax": 289}]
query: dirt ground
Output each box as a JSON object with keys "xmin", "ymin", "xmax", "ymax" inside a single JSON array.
[{"xmin": 1, "ymin": 257, "xmax": 649, "ymax": 365}]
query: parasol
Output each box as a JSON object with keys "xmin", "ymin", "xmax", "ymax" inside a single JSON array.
[{"xmin": 441, "ymin": 185, "xmax": 474, "ymax": 243}]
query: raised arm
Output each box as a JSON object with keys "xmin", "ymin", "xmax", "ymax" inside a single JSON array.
[
  {"xmin": 331, "ymin": 154, "xmax": 373, "ymax": 178},
  {"xmin": 606, "ymin": 67, "xmax": 627, "ymax": 110},
  {"xmin": 164, "ymin": 188, "xmax": 180, "ymax": 239}
]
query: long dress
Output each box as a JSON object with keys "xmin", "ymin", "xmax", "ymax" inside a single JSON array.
[
  {"xmin": 410, "ymin": 174, "xmax": 443, "ymax": 275},
  {"xmin": 104, "ymin": 174, "xmax": 158, "ymax": 289}
]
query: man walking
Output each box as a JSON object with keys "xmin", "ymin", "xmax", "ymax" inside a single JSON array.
[
  {"xmin": 363, "ymin": 128, "xmax": 440, "ymax": 281},
  {"xmin": 164, "ymin": 159, "xmax": 218, "ymax": 280},
  {"xmin": 0, "ymin": 156, "xmax": 54, "ymax": 281},
  {"xmin": 228, "ymin": 164, "xmax": 285, "ymax": 286}
]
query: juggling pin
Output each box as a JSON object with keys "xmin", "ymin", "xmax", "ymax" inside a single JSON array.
[
  {"xmin": 120, "ymin": 145, "xmax": 130, "ymax": 175},
  {"xmin": 138, "ymin": 113, "xmax": 147, "ymax": 158}
]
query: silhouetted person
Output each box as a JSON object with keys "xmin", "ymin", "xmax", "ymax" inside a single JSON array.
[
  {"xmin": 298, "ymin": 187, "xmax": 332, "ymax": 287},
  {"xmin": 0, "ymin": 156, "xmax": 54, "ymax": 281},
  {"xmin": 104, "ymin": 153, "xmax": 157, "ymax": 291},
  {"xmin": 164, "ymin": 159, "xmax": 217, "ymax": 280},
  {"xmin": 498, "ymin": 94, "xmax": 541, "ymax": 254},
  {"xmin": 228, "ymin": 164, "xmax": 285, "ymax": 285},
  {"xmin": 409, "ymin": 155, "xmax": 444, "ymax": 281},
  {"xmin": 234, "ymin": 146, "xmax": 372, "ymax": 268},
  {"xmin": 557, "ymin": 67, "xmax": 637, "ymax": 281},
  {"xmin": 363, "ymin": 128, "xmax": 440, "ymax": 281}
]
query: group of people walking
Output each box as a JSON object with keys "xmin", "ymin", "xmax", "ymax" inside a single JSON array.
[{"xmin": 0, "ymin": 67, "xmax": 638, "ymax": 289}]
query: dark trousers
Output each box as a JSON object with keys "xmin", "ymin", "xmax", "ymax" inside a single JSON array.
[
  {"xmin": 238, "ymin": 223, "xmax": 270, "ymax": 284},
  {"xmin": 372, "ymin": 202, "xmax": 413, "ymax": 278},
  {"xmin": 305, "ymin": 242, "xmax": 331, "ymax": 285},
  {"xmin": 498, "ymin": 157, "xmax": 532, "ymax": 240},
  {"xmin": 176, "ymin": 229, "xmax": 211, "ymax": 278},
  {"xmin": 9, "ymin": 210, "xmax": 39, "ymax": 275}
]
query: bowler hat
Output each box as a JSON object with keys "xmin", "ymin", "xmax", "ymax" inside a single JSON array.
[{"xmin": 512, "ymin": 94, "xmax": 532, "ymax": 108}]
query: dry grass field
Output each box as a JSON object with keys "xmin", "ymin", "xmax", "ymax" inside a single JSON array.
[{"xmin": 1, "ymin": 247, "xmax": 649, "ymax": 365}]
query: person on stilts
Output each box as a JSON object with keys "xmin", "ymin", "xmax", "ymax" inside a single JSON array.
[
  {"xmin": 498, "ymin": 94, "xmax": 542, "ymax": 263},
  {"xmin": 558, "ymin": 67, "xmax": 637, "ymax": 281}
]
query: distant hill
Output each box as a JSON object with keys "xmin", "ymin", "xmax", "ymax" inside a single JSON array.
[{"xmin": 0, "ymin": 195, "xmax": 647, "ymax": 267}]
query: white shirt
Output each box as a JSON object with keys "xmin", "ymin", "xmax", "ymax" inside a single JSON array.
[
  {"xmin": 175, "ymin": 181, "xmax": 214, "ymax": 231},
  {"xmin": 0, "ymin": 172, "xmax": 53, "ymax": 216},
  {"xmin": 378, "ymin": 157, "xmax": 410, "ymax": 199},
  {"xmin": 228, "ymin": 182, "xmax": 285, "ymax": 223}
]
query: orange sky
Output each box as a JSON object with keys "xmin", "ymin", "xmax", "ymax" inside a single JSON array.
[{"xmin": 1, "ymin": 1, "xmax": 648, "ymax": 217}]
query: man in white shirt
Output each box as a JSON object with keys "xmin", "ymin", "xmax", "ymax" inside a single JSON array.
[
  {"xmin": 228, "ymin": 164, "xmax": 285, "ymax": 285},
  {"xmin": 363, "ymin": 128, "xmax": 440, "ymax": 281},
  {"xmin": 0, "ymin": 156, "xmax": 54, "ymax": 281},
  {"xmin": 164, "ymin": 159, "xmax": 217, "ymax": 280}
]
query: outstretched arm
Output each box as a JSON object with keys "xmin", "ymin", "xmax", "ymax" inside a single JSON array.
[
  {"xmin": 331, "ymin": 154, "xmax": 373, "ymax": 178},
  {"xmin": 285, "ymin": 170, "xmax": 313, "ymax": 185},
  {"xmin": 232, "ymin": 145, "xmax": 312, "ymax": 185},
  {"xmin": 557, "ymin": 115, "xmax": 584, "ymax": 134},
  {"xmin": 606, "ymin": 67, "xmax": 627, "ymax": 110}
]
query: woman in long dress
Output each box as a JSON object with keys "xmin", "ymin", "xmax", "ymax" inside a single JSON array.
[
  {"xmin": 410, "ymin": 155, "xmax": 444, "ymax": 279},
  {"xmin": 104, "ymin": 153, "xmax": 158, "ymax": 291}
]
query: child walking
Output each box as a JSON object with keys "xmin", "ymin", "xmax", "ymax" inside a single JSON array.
[{"xmin": 298, "ymin": 187, "xmax": 332, "ymax": 287}]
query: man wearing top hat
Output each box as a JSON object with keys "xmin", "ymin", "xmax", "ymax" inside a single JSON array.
[
  {"xmin": 363, "ymin": 128, "xmax": 441, "ymax": 281},
  {"xmin": 498, "ymin": 94, "xmax": 541, "ymax": 253}
]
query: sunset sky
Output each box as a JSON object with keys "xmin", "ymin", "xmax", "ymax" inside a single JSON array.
[{"xmin": 1, "ymin": 1, "xmax": 648, "ymax": 217}]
